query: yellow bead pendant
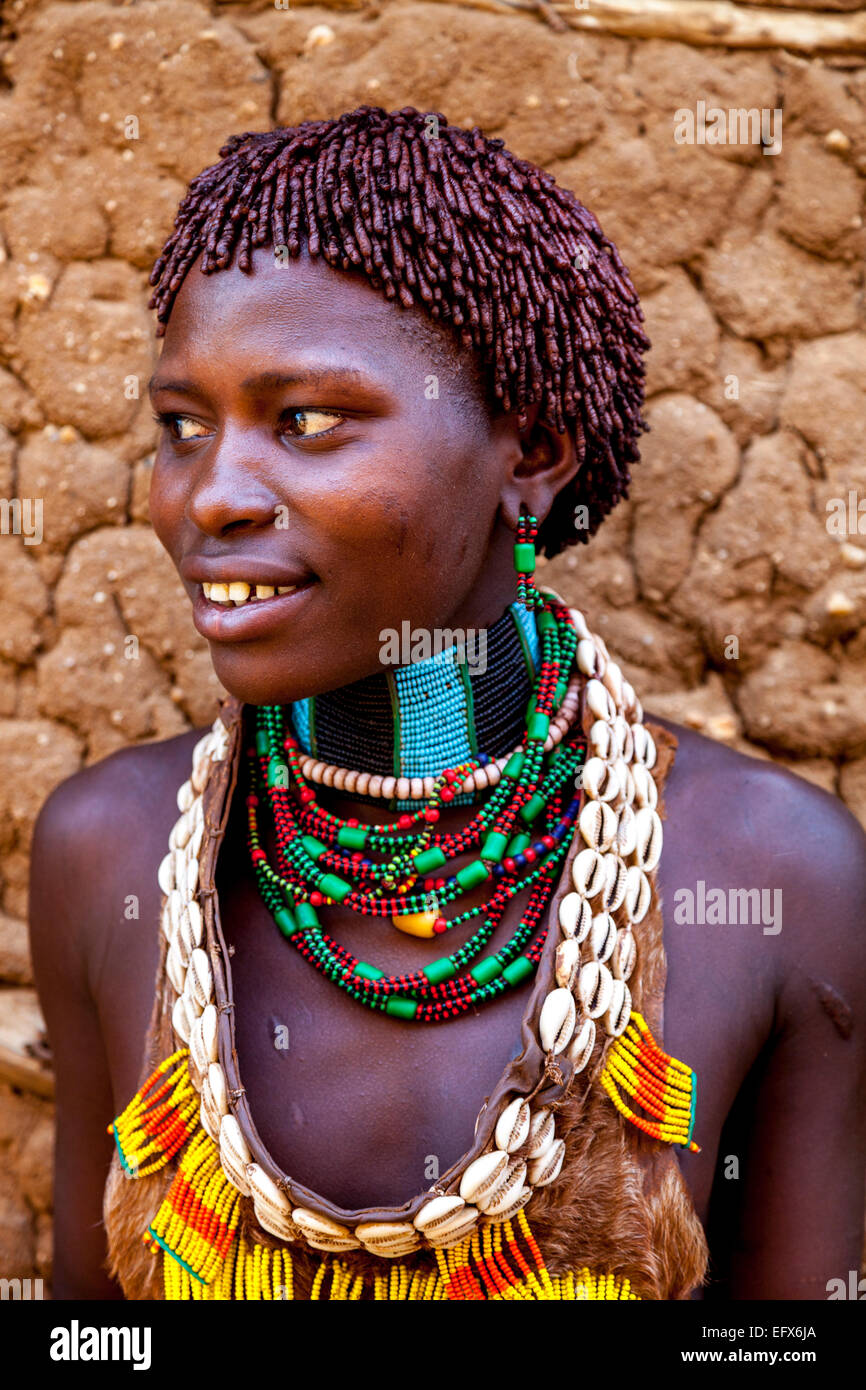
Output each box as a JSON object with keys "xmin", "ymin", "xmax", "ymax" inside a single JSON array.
[{"xmin": 391, "ymin": 910, "xmax": 438, "ymax": 938}]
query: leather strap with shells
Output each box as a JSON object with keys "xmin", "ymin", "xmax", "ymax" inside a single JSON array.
[{"xmin": 157, "ymin": 602, "xmax": 662, "ymax": 1259}]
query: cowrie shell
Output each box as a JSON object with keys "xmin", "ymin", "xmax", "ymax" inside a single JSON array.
[
  {"xmin": 579, "ymin": 799, "xmax": 617, "ymax": 853},
  {"xmin": 425, "ymin": 1211, "xmax": 480, "ymax": 1248},
  {"xmin": 459, "ymin": 1150, "xmax": 509, "ymax": 1204},
  {"xmin": 593, "ymin": 631, "xmax": 611, "ymax": 662},
  {"xmin": 603, "ymin": 979, "xmax": 632, "ymax": 1037},
  {"xmin": 567, "ymin": 1017, "xmax": 596, "ymax": 1072},
  {"xmin": 571, "ymin": 847, "xmax": 607, "ymax": 898},
  {"xmin": 555, "ymin": 938, "xmax": 581, "ymax": 991},
  {"xmin": 558, "ymin": 891, "xmax": 592, "ymax": 942},
  {"xmin": 192, "ymin": 731, "xmax": 215, "ymax": 767},
  {"xmin": 177, "ymin": 778, "xmax": 195, "ymax": 812},
  {"xmin": 207, "ymin": 1062, "xmax": 227, "ymax": 1115},
  {"xmin": 189, "ymin": 1011, "xmax": 206, "ymax": 1071},
  {"xmin": 292, "ymin": 1207, "xmax": 354, "ymax": 1241},
  {"xmin": 248, "ymin": 1162, "xmax": 294, "ymax": 1219},
  {"xmin": 577, "ymin": 638, "xmax": 600, "ymax": 676},
  {"xmin": 170, "ymin": 809, "xmax": 191, "ymax": 851},
  {"xmin": 304, "ymin": 1233, "xmax": 363, "ymax": 1253},
  {"xmin": 495, "ymin": 1097, "xmax": 531, "ymax": 1154},
  {"xmin": 621, "ymin": 679, "xmax": 637, "ymax": 713},
  {"xmin": 185, "ymin": 851, "xmax": 199, "ymax": 896},
  {"xmin": 188, "ymin": 947, "xmax": 212, "ymax": 1009},
  {"xmin": 612, "ymin": 928, "xmax": 637, "ymax": 981},
  {"xmin": 631, "ymin": 724, "xmax": 656, "ymax": 768},
  {"xmin": 171, "ymin": 994, "xmax": 191, "ymax": 1045},
  {"xmin": 578, "ymin": 960, "xmax": 614, "ymax": 1019},
  {"xmin": 181, "ymin": 901, "xmax": 204, "ymax": 957},
  {"xmin": 172, "ymin": 849, "xmax": 187, "ymax": 900},
  {"xmin": 157, "ymin": 852, "xmax": 174, "ymax": 896},
  {"xmin": 187, "ymin": 820, "xmax": 204, "ymax": 865},
  {"xmin": 181, "ymin": 971, "xmax": 203, "ymax": 1019},
  {"xmin": 166, "ymin": 938, "xmax": 186, "ymax": 996},
  {"xmin": 187, "ymin": 1048, "xmax": 205, "ymax": 1094},
  {"xmin": 589, "ymin": 719, "xmax": 614, "ymax": 760},
  {"xmin": 200, "ymin": 1091, "xmax": 220, "ymax": 1143},
  {"xmin": 292, "ymin": 1210, "xmax": 361, "ymax": 1252},
  {"xmin": 600, "ymin": 854, "xmax": 629, "ymax": 914},
  {"xmin": 191, "ymin": 753, "xmax": 213, "ymax": 795},
  {"xmin": 477, "ymin": 1159, "xmax": 527, "ymax": 1215},
  {"xmin": 589, "ymin": 912, "xmax": 617, "ymax": 963},
  {"xmin": 611, "ymin": 715, "xmax": 632, "ymax": 759},
  {"xmin": 219, "ymin": 1115, "xmax": 252, "ymax": 1196},
  {"xmin": 356, "ymin": 1221, "xmax": 421, "ymax": 1255},
  {"xmin": 252, "ymin": 1199, "xmax": 299, "ymax": 1243},
  {"xmin": 631, "ymin": 763, "xmax": 658, "ymax": 809},
  {"xmin": 523, "ymin": 1108, "xmax": 555, "ymax": 1160},
  {"xmin": 568, "ymin": 607, "xmax": 591, "ymax": 640},
  {"xmin": 580, "ymin": 757, "xmax": 621, "ymax": 803},
  {"xmin": 539, "ymin": 987, "xmax": 576, "ymax": 1054},
  {"xmin": 528, "ymin": 1137, "xmax": 566, "ymax": 1188},
  {"xmin": 413, "ymin": 1194, "xmax": 468, "ymax": 1235},
  {"xmin": 620, "ymin": 762, "xmax": 636, "ymax": 806},
  {"xmin": 625, "ymin": 865, "xmax": 652, "ymax": 923},
  {"xmin": 585, "ymin": 678, "xmax": 615, "ymax": 722},
  {"xmin": 614, "ymin": 803, "xmax": 637, "ymax": 857},
  {"xmin": 160, "ymin": 900, "xmax": 174, "ymax": 945},
  {"xmin": 602, "ymin": 660, "xmax": 623, "ymax": 707},
  {"xmin": 634, "ymin": 807, "xmax": 663, "ymax": 872},
  {"xmin": 481, "ymin": 1185, "xmax": 532, "ymax": 1225},
  {"xmin": 201, "ymin": 1063, "xmax": 227, "ymax": 1142},
  {"xmin": 169, "ymin": 888, "xmax": 184, "ymax": 937},
  {"xmin": 190, "ymin": 1003, "xmax": 218, "ymax": 1074},
  {"xmin": 210, "ymin": 721, "xmax": 230, "ymax": 761}
]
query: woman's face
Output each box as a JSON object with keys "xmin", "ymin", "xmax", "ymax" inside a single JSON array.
[{"xmin": 149, "ymin": 247, "xmax": 546, "ymax": 705}]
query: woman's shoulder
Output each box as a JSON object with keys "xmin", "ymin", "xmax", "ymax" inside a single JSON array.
[
  {"xmin": 649, "ymin": 713, "xmax": 866, "ymax": 997},
  {"xmin": 29, "ymin": 727, "xmax": 207, "ymax": 978},
  {"xmin": 33, "ymin": 726, "xmax": 205, "ymax": 850}
]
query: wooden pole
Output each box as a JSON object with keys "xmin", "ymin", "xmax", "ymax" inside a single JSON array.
[{"xmin": 422, "ymin": 0, "xmax": 866, "ymax": 53}]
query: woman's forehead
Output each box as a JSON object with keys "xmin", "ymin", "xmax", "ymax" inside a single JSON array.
[{"xmin": 162, "ymin": 245, "xmax": 470, "ymax": 369}]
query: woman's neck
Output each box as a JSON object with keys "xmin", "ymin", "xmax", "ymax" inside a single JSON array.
[{"xmin": 286, "ymin": 601, "xmax": 541, "ymax": 790}]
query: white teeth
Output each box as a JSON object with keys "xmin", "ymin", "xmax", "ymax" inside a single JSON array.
[{"xmin": 202, "ymin": 581, "xmax": 298, "ymax": 606}]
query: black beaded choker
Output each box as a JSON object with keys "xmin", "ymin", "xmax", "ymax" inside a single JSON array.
[{"xmin": 287, "ymin": 602, "xmax": 541, "ymax": 781}]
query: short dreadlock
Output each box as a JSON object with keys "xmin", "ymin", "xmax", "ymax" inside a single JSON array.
[{"xmin": 149, "ymin": 106, "xmax": 650, "ymax": 557}]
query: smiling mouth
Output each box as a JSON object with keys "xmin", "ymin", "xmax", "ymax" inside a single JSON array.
[{"xmin": 202, "ymin": 581, "xmax": 300, "ymax": 607}]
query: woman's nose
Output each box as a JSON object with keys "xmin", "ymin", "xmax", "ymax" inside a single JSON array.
[{"xmin": 185, "ymin": 428, "xmax": 284, "ymax": 537}]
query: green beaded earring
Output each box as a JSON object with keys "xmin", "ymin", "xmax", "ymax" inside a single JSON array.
[{"xmin": 514, "ymin": 505, "xmax": 544, "ymax": 610}]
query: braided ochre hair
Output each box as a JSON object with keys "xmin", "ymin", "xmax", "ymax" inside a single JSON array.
[{"xmin": 149, "ymin": 106, "xmax": 650, "ymax": 557}]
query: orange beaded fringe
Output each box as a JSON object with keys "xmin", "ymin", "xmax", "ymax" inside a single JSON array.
[
  {"xmin": 109, "ymin": 1048, "xmax": 643, "ymax": 1301},
  {"xmin": 600, "ymin": 1011, "xmax": 701, "ymax": 1154}
]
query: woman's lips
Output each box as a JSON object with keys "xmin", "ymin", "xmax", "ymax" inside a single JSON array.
[{"xmin": 191, "ymin": 578, "xmax": 317, "ymax": 642}]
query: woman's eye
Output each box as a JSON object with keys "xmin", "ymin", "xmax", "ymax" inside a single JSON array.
[
  {"xmin": 152, "ymin": 412, "xmax": 210, "ymax": 441},
  {"xmin": 281, "ymin": 408, "xmax": 343, "ymax": 438}
]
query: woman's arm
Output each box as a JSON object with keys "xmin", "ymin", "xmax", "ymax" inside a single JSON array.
[
  {"xmin": 706, "ymin": 788, "xmax": 866, "ymax": 1299},
  {"xmin": 29, "ymin": 777, "xmax": 125, "ymax": 1300}
]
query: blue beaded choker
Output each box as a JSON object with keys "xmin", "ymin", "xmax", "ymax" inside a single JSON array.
[{"xmin": 289, "ymin": 603, "xmax": 540, "ymax": 803}]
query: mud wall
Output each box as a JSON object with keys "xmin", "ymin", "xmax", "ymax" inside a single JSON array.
[{"xmin": 0, "ymin": 0, "xmax": 863, "ymax": 1291}]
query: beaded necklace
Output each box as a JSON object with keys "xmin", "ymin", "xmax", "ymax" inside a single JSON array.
[
  {"xmin": 244, "ymin": 597, "xmax": 587, "ymax": 1020},
  {"xmin": 109, "ymin": 584, "xmax": 702, "ymax": 1299}
]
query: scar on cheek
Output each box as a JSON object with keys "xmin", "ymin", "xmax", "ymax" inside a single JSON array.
[{"xmin": 809, "ymin": 978, "xmax": 854, "ymax": 1040}]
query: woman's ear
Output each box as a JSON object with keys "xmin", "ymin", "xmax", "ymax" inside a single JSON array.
[{"xmin": 498, "ymin": 404, "xmax": 584, "ymax": 531}]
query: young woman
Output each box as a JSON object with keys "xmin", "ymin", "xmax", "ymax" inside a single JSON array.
[{"xmin": 29, "ymin": 107, "xmax": 866, "ymax": 1301}]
